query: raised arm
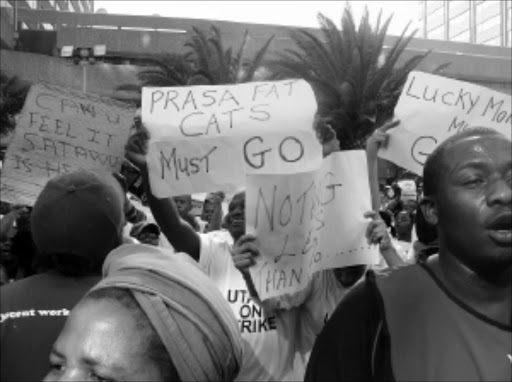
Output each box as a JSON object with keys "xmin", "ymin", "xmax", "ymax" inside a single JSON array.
[
  {"xmin": 125, "ymin": 129, "xmax": 201, "ymax": 261},
  {"xmin": 365, "ymin": 120, "xmax": 399, "ymax": 211}
]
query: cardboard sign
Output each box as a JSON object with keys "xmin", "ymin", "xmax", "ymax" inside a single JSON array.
[
  {"xmin": 246, "ymin": 151, "xmax": 379, "ymax": 300},
  {"xmin": 142, "ymin": 80, "xmax": 322, "ymax": 197},
  {"xmin": 1, "ymin": 83, "xmax": 134, "ymax": 205},
  {"xmin": 379, "ymin": 71, "xmax": 512, "ymax": 175}
]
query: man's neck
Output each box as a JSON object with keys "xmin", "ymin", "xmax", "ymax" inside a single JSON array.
[
  {"xmin": 428, "ymin": 253, "xmax": 512, "ymax": 325},
  {"xmin": 396, "ymin": 231, "xmax": 412, "ymax": 242}
]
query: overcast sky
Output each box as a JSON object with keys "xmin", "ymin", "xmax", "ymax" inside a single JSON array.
[{"xmin": 94, "ymin": 1, "xmax": 421, "ymax": 36}]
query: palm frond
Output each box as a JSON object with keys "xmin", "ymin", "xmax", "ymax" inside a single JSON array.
[
  {"xmin": 0, "ymin": 71, "xmax": 30, "ymax": 135},
  {"xmin": 269, "ymin": 6, "xmax": 432, "ymax": 149},
  {"xmin": 239, "ymin": 35, "xmax": 275, "ymax": 82}
]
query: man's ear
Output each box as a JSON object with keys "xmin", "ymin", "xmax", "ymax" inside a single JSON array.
[{"xmin": 420, "ymin": 196, "xmax": 438, "ymax": 226}]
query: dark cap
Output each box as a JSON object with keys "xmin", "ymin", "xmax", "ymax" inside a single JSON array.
[{"xmin": 31, "ymin": 170, "xmax": 125, "ymax": 266}]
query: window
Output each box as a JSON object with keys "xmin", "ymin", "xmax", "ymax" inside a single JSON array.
[
  {"xmin": 451, "ymin": 29, "xmax": 470, "ymax": 42},
  {"xmin": 427, "ymin": 0, "xmax": 444, "ymax": 15},
  {"xmin": 427, "ymin": 6, "xmax": 445, "ymax": 29},
  {"xmin": 427, "ymin": 26, "xmax": 445, "ymax": 39},
  {"xmin": 449, "ymin": 10, "xmax": 470, "ymax": 37},
  {"xmin": 476, "ymin": 23, "xmax": 501, "ymax": 42},
  {"xmin": 481, "ymin": 35, "xmax": 501, "ymax": 45},
  {"xmin": 449, "ymin": 0, "xmax": 470, "ymax": 18},
  {"xmin": 476, "ymin": 0, "xmax": 501, "ymax": 23},
  {"xmin": 476, "ymin": 14, "xmax": 501, "ymax": 33}
]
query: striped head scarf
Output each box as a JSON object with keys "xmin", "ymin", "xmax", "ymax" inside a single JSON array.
[{"xmin": 89, "ymin": 244, "xmax": 243, "ymax": 381}]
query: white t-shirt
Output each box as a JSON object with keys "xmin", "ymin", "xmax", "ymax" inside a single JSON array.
[
  {"xmin": 199, "ymin": 234, "xmax": 297, "ymax": 381},
  {"xmin": 262, "ymin": 270, "xmax": 348, "ymax": 380}
]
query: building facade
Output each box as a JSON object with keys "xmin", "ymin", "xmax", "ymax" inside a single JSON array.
[
  {"xmin": 418, "ymin": 0, "xmax": 511, "ymax": 46},
  {"xmin": 1, "ymin": 0, "xmax": 93, "ymax": 13}
]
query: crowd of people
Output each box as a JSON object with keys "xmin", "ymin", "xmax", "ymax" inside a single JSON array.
[{"xmin": 0, "ymin": 107, "xmax": 511, "ymax": 380}]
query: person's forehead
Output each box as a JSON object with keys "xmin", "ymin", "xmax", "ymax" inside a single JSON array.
[
  {"xmin": 58, "ymin": 300, "xmax": 145, "ymax": 369},
  {"xmin": 443, "ymin": 135, "xmax": 511, "ymax": 171}
]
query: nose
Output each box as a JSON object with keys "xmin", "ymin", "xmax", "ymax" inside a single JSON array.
[{"xmin": 486, "ymin": 176, "xmax": 512, "ymax": 207}]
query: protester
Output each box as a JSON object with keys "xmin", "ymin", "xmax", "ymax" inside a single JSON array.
[
  {"xmin": 126, "ymin": 129, "xmax": 302, "ymax": 380},
  {"xmin": 201, "ymin": 192, "xmax": 226, "ymax": 232},
  {"xmin": 9, "ymin": 206, "xmax": 39, "ymax": 279},
  {"xmin": 412, "ymin": 205, "xmax": 439, "ymax": 262},
  {"xmin": 390, "ymin": 208, "xmax": 415, "ymax": 261},
  {"xmin": 1, "ymin": 169, "xmax": 126, "ymax": 381},
  {"xmin": 173, "ymin": 194, "xmax": 193, "ymax": 216},
  {"xmin": 305, "ymin": 127, "xmax": 512, "ymax": 381},
  {"xmin": 44, "ymin": 244, "xmax": 243, "ymax": 382}
]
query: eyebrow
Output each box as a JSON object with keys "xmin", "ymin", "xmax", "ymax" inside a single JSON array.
[
  {"xmin": 82, "ymin": 355, "xmax": 124, "ymax": 373},
  {"xmin": 52, "ymin": 347, "xmax": 124, "ymax": 375},
  {"xmin": 50, "ymin": 347, "xmax": 65, "ymax": 359}
]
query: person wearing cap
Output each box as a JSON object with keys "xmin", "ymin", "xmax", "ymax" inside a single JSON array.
[
  {"xmin": 130, "ymin": 222, "xmax": 160, "ymax": 246},
  {"xmin": 44, "ymin": 244, "xmax": 243, "ymax": 381},
  {"xmin": 1, "ymin": 169, "xmax": 126, "ymax": 381}
]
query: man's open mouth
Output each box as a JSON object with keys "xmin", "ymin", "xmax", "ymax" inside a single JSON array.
[{"xmin": 486, "ymin": 213, "xmax": 512, "ymax": 245}]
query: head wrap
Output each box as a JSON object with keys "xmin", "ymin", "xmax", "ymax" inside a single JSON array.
[{"xmin": 89, "ymin": 244, "xmax": 243, "ymax": 381}]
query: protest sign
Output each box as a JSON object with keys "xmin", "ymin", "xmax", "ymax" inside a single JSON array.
[
  {"xmin": 1, "ymin": 83, "xmax": 134, "ymax": 205},
  {"xmin": 142, "ymin": 80, "xmax": 322, "ymax": 197},
  {"xmin": 379, "ymin": 71, "xmax": 512, "ymax": 175},
  {"xmin": 246, "ymin": 151, "xmax": 379, "ymax": 300}
]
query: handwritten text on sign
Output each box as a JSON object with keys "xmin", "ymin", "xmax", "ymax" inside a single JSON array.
[
  {"xmin": 379, "ymin": 71, "xmax": 512, "ymax": 175},
  {"xmin": 246, "ymin": 151, "xmax": 379, "ymax": 300},
  {"xmin": 142, "ymin": 80, "xmax": 322, "ymax": 197},
  {"xmin": 1, "ymin": 83, "xmax": 134, "ymax": 205}
]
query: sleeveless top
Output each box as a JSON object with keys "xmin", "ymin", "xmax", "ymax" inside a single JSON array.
[{"xmin": 376, "ymin": 263, "xmax": 512, "ymax": 382}]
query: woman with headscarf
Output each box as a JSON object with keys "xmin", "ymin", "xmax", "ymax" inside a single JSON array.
[{"xmin": 43, "ymin": 244, "xmax": 243, "ymax": 382}]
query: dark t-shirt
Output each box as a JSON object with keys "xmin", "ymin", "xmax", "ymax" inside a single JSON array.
[
  {"xmin": 305, "ymin": 263, "xmax": 512, "ymax": 382},
  {"xmin": 1, "ymin": 271, "xmax": 99, "ymax": 381}
]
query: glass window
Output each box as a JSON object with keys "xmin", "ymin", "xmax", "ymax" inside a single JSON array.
[
  {"xmin": 476, "ymin": 0, "xmax": 501, "ymax": 23},
  {"xmin": 449, "ymin": 10, "xmax": 470, "ymax": 37},
  {"xmin": 427, "ymin": 6, "xmax": 445, "ymax": 29},
  {"xmin": 427, "ymin": 0, "xmax": 444, "ymax": 15},
  {"xmin": 476, "ymin": 23, "xmax": 501, "ymax": 42},
  {"xmin": 451, "ymin": 29, "xmax": 470, "ymax": 42},
  {"xmin": 427, "ymin": 26, "xmax": 445, "ymax": 39},
  {"xmin": 481, "ymin": 35, "xmax": 501, "ymax": 45},
  {"xmin": 476, "ymin": 14, "xmax": 501, "ymax": 33},
  {"xmin": 449, "ymin": 0, "xmax": 470, "ymax": 18}
]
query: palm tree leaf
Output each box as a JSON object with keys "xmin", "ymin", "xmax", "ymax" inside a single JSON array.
[
  {"xmin": 317, "ymin": 13, "xmax": 344, "ymax": 68},
  {"xmin": 239, "ymin": 35, "xmax": 274, "ymax": 82},
  {"xmin": 233, "ymin": 30, "xmax": 249, "ymax": 74},
  {"xmin": 185, "ymin": 26, "xmax": 213, "ymax": 75}
]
